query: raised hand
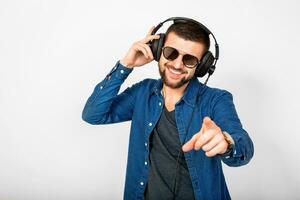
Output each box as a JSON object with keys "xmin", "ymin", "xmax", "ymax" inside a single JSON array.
[{"xmin": 120, "ymin": 26, "xmax": 160, "ymax": 68}]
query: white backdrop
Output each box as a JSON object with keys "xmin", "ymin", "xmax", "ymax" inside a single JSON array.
[{"xmin": 1, "ymin": 0, "xmax": 300, "ymax": 199}]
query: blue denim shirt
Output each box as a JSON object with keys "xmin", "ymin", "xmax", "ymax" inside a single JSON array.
[{"xmin": 82, "ymin": 61, "xmax": 254, "ymax": 200}]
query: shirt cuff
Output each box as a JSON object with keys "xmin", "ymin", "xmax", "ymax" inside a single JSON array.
[{"xmin": 106, "ymin": 60, "xmax": 133, "ymax": 80}]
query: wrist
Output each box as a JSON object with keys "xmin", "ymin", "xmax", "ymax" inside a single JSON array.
[{"xmin": 120, "ymin": 59, "xmax": 134, "ymax": 69}]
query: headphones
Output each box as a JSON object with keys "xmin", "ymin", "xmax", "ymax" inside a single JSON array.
[{"xmin": 149, "ymin": 17, "xmax": 219, "ymax": 78}]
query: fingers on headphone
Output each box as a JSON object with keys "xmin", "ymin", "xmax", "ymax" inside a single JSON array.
[
  {"xmin": 147, "ymin": 26, "xmax": 156, "ymax": 36},
  {"xmin": 140, "ymin": 43, "xmax": 154, "ymax": 59},
  {"xmin": 135, "ymin": 42, "xmax": 153, "ymax": 59},
  {"xmin": 141, "ymin": 34, "xmax": 160, "ymax": 44}
]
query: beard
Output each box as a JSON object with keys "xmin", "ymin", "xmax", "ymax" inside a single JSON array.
[{"xmin": 159, "ymin": 63, "xmax": 194, "ymax": 89}]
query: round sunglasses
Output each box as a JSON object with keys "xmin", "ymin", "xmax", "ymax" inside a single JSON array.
[{"xmin": 162, "ymin": 46, "xmax": 200, "ymax": 68}]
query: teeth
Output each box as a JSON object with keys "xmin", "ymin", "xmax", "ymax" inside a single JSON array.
[{"xmin": 169, "ymin": 68, "xmax": 182, "ymax": 75}]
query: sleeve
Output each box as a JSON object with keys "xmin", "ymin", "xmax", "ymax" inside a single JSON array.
[
  {"xmin": 212, "ymin": 90, "xmax": 254, "ymax": 167},
  {"xmin": 82, "ymin": 61, "xmax": 140, "ymax": 125}
]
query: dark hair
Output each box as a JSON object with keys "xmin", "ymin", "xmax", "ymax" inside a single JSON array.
[{"xmin": 165, "ymin": 21, "xmax": 210, "ymax": 52}]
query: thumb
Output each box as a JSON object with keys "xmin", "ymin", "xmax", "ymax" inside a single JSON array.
[{"xmin": 202, "ymin": 116, "xmax": 215, "ymax": 131}]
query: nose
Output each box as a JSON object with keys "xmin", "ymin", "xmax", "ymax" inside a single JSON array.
[{"xmin": 171, "ymin": 55, "xmax": 185, "ymax": 69}]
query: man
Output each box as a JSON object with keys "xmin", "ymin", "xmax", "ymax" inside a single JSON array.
[{"xmin": 82, "ymin": 17, "xmax": 254, "ymax": 200}]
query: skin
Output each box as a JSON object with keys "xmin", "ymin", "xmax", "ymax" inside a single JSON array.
[{"xmin": 120, "ymin": 27, "xmax": 229, "ymax": 157}]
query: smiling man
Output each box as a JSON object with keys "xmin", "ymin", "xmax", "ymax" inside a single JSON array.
[{"xmin": 82, "ymin": 17, "xmax": 254, "ymax": 200}]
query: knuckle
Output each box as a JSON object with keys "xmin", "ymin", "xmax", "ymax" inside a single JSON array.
[
  {"xmin": 222, "ymin": 140, "xmax": 228, "ymax": 147},
  {"xmin": 216, "ymin": 133, "xmax": 223, "ymax": 140}
]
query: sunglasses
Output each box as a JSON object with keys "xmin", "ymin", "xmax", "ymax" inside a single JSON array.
[{"xmin": 162, "ymin": 46, "xmax": 200, "ymax": 68}]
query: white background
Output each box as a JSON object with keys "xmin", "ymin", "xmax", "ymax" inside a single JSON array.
[{"xmin": 1, "ymin": 0, "xmax": 300, "ymax": 199}]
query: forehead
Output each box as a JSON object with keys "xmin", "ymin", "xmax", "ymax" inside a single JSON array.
[{"xmin": 164, "ymin": 32, "xmax": 205, "ymax": 58}]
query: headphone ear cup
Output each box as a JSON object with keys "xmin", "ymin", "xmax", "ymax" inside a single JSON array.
[
  {"xmin": 150, "ymin": 33, "xmax": 165, "ymax": 61},
  {"xmin": 195, "ymin": 51, "xmax": 215, "ymax": 77}
]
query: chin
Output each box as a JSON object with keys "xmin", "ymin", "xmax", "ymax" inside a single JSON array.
[
  {"xmin": 164, "ymin": 78, "xmax": 185, "ymax": 89},
  {"xmin": 158, "ymin": 62, "xmax": 194, "ymax": 89}
]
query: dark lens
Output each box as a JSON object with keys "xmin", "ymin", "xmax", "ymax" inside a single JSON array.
[
  {"xmin": 163, "ymin": 47, "xmax": 179, "ymax": 61},
  {"xmin": 183, "ymin": 54, "xmax": 198, "ymax": 68}
]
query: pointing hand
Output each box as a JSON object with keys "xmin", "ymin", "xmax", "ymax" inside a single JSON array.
[{"xmin": 182, "ymin": 117, "xmax": 230, "ymax": 157}]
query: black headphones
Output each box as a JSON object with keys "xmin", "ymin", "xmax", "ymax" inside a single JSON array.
[{"xmin": 149, "ymin": 17, "xmax": 219, "ymax": 78}]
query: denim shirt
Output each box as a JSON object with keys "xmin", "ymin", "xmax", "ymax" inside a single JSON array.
[{"xmin": 82, "ymin": 61, "xmax": 254, "ymax": 200}]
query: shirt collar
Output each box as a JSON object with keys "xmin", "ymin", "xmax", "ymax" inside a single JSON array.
[
  {"xmin": 151, "ymin": 77, "xmax": 206, "ymax": 107},
  {"xmin": 182, "ymin": 77, "xmax": 205, "ymax": 107}
]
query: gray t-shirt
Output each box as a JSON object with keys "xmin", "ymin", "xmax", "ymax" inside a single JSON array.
[{"xmin": 145, "ymin": 106, "xmax": 195, "ymax": 200}]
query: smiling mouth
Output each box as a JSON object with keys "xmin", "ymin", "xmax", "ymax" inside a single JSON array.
[
  {"xmin": 166, "ymin": 65, "xmax": 187, "ymax": 77},
  {"xmin": 169, "ymin": 68, "xmax": 182, "ymax": 75}
]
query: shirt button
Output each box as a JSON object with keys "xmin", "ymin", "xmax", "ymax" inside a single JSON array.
[
  {"xmin": 234, "ymin": 150, "xmax": 237, "ymax": 155},
  {"xmin": 144, "ymin": 161, "xmax": 148, "ymax": 165},
  {"xmin": 100, "ymin": 86, "xmax": 103, "ymax": 90},
  {"xmin": 140, "ymin": 182, "xmax": 144, "ymax": 186},
  {"xmin": 158, "ymin": 102, "xmax": 162, "ymax": 106},
  {"xmin": 148, "ymin": 122, "xmax": 152, "ymax": 126},
  {"xmin": 120, "ymin": 70, "xmax": 124, "ymax": 74},
  {"xmin": 145, "ymin": 142, "xmax": 148, "ymax": 147}
]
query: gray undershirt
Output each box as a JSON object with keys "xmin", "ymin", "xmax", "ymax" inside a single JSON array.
[{"xmin": 144, "ymin": 106, "xmax": 195, "ymax": 200}]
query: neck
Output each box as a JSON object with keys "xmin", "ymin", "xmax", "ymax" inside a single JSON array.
[{"xmin": 162, "ymin": 82, "xmax": 189, "ymax": 111}]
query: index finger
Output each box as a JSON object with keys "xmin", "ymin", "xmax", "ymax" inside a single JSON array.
[
  {"xmin": 141, "ymin": 34, "xmax": 160, "ymax": 44},
  {"xmin": 147, "ymin": 26, "xmax": 156, "ymax": 36},
  {"xmin": 182, "ymin": 133, "xmax": 201, "ymax": 152}
]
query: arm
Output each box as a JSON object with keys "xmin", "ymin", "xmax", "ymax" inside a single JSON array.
[
  {"xmin": 182, "ymin": 90, "xmax": 254, "ymax": 167},
  {"xmin": 212, "ymin": 90, "xmax": 254, "ymax": 167},
  {"xmin": 82, "ymin": 27, "xmax": 160, "ymax": 125},
  {"xmin": 82, "ymin": 61, "xmax": 137, "ymax": 124}
]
